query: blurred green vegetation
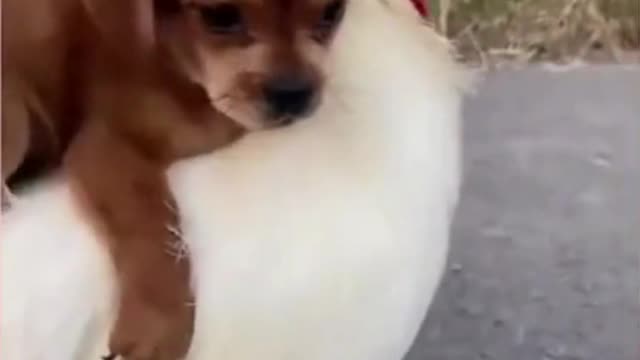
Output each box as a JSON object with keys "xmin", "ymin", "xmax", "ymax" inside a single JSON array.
[{"xmin": 432, "ymin": 0, "xmax": 639, "ymax": 63}]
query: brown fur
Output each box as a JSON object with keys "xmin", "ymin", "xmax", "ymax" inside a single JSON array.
[{"xmin": 1, "ymin": 0, "xmax": 347, "ymax": 358}]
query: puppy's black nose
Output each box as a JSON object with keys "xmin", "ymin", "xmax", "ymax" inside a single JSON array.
[{"xmin": 263, "ymin": 75, "xmax": 315, "ymax": 119}]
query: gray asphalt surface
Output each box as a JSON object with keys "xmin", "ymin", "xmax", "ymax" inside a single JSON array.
[{"xmin": 406, "ymin": 65, "xmax": 640, "ymax": 360}]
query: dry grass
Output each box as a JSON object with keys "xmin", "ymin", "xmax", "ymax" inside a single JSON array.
[{"xmin": 432, "ymin": 0, "xmax": 640, "ymax": 65}]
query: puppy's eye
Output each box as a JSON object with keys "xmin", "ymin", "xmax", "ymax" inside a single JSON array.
[
  {"xmin": 319, "ymin": 0, "xmax": 346, "ymax": 28},
  {"xmin": 199, "ymin": 3, "xmax": 245, "ymax": 34},
  {"xmin": 313, "ymin": 0, "xmax": 346, "ymax": 42}
]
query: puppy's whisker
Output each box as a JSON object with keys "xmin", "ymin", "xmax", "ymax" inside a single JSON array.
[
  {"xmin": 210, "ymin": 91, "xmax": 249, "ymax": 116},
  {"xmin": 165, "ymin": 232, "xmax": 190, "ymax": 263},
  {"xmin": 214, "ymin": 91, "xmax": 250, "ymax": 117},
  {"xmin": 165, "ymin": 223, "xmax": 182, "ymax": 238},
  {"xmin": 211, "ymin": 92, "xmax": 232, "ymax": 103},
  {"xmin": 164, "ymin": 223, "xmax": 188, "ymax": 263},
  {"xmin": 163, "ymin": 199, "xmax": 178, "ymax": 215}
]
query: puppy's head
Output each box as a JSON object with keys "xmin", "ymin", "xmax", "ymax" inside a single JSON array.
[
  {"xmin": 165, "ymin": 0, "xmax": 349, "ymax": 130},
  {"xmin": 85, "ymin": 0, "xmax": 348, "ymax": 130}
]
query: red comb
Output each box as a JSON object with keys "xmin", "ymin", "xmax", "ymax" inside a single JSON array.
[{"xmin": 410, "ymin": 0, "xmax": 429, "ymax": 18}]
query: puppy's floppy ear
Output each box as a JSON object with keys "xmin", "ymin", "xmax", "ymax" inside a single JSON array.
[{"xmin": 82, "ymin": 0, "xmax": 157, "ymax": 56}]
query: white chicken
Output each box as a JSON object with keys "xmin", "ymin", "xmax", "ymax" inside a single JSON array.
[{"xmin": 0, "ymin": 0, "xmax": 468, "ymax": 359}]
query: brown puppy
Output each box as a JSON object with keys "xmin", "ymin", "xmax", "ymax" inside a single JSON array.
[{"xmin": 2, "ymin": 0, "xmax": 348, "ymax": 358}]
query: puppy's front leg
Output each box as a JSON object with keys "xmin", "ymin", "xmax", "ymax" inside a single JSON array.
[{"xmin": 66, "ymin": 121, "xmax": 194, "ymax": 360}]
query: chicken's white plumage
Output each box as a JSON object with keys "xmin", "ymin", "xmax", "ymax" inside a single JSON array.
[{"xmin": 0, "ymin": 1, "xmax": 467, "ymax": 359}]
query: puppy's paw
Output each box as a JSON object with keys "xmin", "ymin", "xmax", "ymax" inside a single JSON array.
[{"xmin": 108, "ymin": 297, "xmax": 194, "ymax": 360}]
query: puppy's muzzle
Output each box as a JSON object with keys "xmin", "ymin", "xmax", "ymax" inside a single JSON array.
[{"xmin": 263, "ymin": 74, "xmax": 317, "ymax": 121}]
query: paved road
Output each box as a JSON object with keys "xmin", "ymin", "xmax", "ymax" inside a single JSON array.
[{"xmin": 407, "ymin": 65, "xmax": 640, "ymax": 360}]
